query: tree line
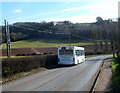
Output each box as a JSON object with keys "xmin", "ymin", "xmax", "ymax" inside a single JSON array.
[{"xmin": 91, "ymin": 17, "xmax": 120, "ymax": 59}]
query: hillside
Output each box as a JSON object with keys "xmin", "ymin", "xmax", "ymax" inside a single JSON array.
[
  {"xmin": 2, "ymin": 39, "xmax": 92, "ymax": 49},
  {"xmin": 1, "ymin": 21, "xmax": 93, "ymax": 43}
]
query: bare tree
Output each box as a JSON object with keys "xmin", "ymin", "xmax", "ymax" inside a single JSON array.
[
  {"xmin": 117, "ymin": 18, "xmax": 120, "ymax": 59},
  {"xmin": 92, "ymin": 24, "xmax": 99, "ymax": 55}
]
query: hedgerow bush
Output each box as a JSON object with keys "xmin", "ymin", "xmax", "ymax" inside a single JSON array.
[
  {"xmin": 2, "ymin": 55, "xmax": 58, "ymax": 78},
  {"xmin": 112, "ymin": 57, "xmax": 120, "ymax": 92}
]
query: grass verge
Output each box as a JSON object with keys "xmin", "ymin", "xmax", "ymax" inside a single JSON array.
[
  {"xmin": 2, "ymin": 67, "xmax": 47, "ymax": 84},
  {"xmin": 111, "ymin": 57, "xmax": 120, "ymax": 92},
  {"xmin": 0, "ymin": 56, "xmax": 30, "ymax": 59}
]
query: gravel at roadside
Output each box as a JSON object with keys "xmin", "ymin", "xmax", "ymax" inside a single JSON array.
[{"xmin": 94, "ymin": 59, "xmax": 113, "ymax": 92}]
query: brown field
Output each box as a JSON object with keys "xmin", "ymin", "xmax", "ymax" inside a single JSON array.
[{"xmin": 1, "ymin": 44, "xmax": 112, "ymax": 56}]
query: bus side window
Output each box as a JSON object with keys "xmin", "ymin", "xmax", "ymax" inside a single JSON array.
[
  {"xmin": 81, "ymin": 50, "xmax": 84, "ymax": 56},
  {"xmin": 76, "ymin": 50, "xmax": 85, "ymax": 56},
  {"xmin": 79, "ymin": 50, "xmax": 81, "ymax": 56},
  {"xmin": 80, "ymin": 50, "xmax": 82, "ymax": 56},
  {"xmin": 76, "ymin": 50, "xmax": 80, "ymax": 56},
  {"xmin": 78, "ymin": 50, "xmax": 80, "ymax": 56},
  {"xmin": 76, "ymin": 50, "xmax": 78, "ymax": 56}
]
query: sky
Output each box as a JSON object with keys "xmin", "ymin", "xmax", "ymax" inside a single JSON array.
[{"xmin": 1, "ymin": 0, "xmax": 119, "ymax": 25}]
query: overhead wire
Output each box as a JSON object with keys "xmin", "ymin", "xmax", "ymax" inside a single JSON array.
[{"xmin": 12, "ymin": 25, "xmax": 107, "ymax": 42}]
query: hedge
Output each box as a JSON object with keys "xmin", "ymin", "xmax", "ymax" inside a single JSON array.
[{"xmin": 2, "ymin": 55, "xmax": 58, "ymax": 78}]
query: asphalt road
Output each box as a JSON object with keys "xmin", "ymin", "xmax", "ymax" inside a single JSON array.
[{"xmin": 2, "ymin": 55, "xmax": 112, "ymax": 91}]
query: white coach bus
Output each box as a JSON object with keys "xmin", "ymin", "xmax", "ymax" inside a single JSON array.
[{"xmin": 58, "ymin": 46, "xmax": 85, "ymax": 65}]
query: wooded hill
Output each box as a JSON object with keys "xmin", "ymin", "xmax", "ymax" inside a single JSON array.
[
  {"xmin": 2, "ymin": 21, "xmax": 92, "ymax": 43},
  {"xmin": 1, "ymin": 17, "xmax": 117, "ymax": 43}
]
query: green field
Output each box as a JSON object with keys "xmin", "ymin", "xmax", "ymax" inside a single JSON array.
[{"xmin": 2, "ymin": 39, "xmax": 92, "ymax": 49}]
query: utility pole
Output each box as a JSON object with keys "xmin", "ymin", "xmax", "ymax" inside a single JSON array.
[
  {"xmin": 4, "ymin": 20, "xmax": 8, "ymax": 57},
  {"xmin": 7, "ymin": 21, "xmax": 11, "ymax": 57},
  {"xmin": 4, "ymin": 20, "xmax": 11, "ymax": 58}
]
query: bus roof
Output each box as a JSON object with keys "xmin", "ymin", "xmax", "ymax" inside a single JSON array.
[{"xmin": 58, "ymin": 46, "xmax": 84, "ymax": 50}]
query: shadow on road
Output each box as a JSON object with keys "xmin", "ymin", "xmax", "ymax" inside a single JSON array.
[{"xmin": 45, "ymin": 64, "xmax": 76, "ymax": 69}]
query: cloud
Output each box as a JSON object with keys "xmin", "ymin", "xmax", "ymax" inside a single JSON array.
[
  {"xmin": 13, "ymin": 9, "xmax": 23, "ymax": 13},
  {"xmin": 43, "ymin": 0, "xmax": 119, "ymax": 24},
  {"xmin": 41, "ymin": 15, "xmax": 96, "ymax": 23},
  {"xmin": 61, "ymin": 0, "xmax": 118, "ymax": 13}
]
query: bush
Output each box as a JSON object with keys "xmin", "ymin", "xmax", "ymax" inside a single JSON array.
[
  {"xmin": 31, "ymin": 53, "xmax": 37, "ymax": 55},
  {"xmin": 2, "ymin": 55, "xmax": 58, "ymax": 78},
  {"xmin": 16, "ymin": 54, "xmax": 22, "ymax": 56},
  {"xmin": 21, "ymin": 53, "xmax": 26, "ymax": 56},
  {"xmin": 112, "ymin": 57, "xmax": 120, "ymax": 92},
  {"xmin": 46, "ymin": 55, "xmax": 58, "ymax": 65},
  {"xmin": 27, "ymin": 54, "xmax": 31, "ymax": 56},
  {"xmin": 49, "ymin": 52, "xmax": 53, "ymax": 54},
  {"xmin": 43, "ymin": 53, "xmax": 48, "ymax": 55}
]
